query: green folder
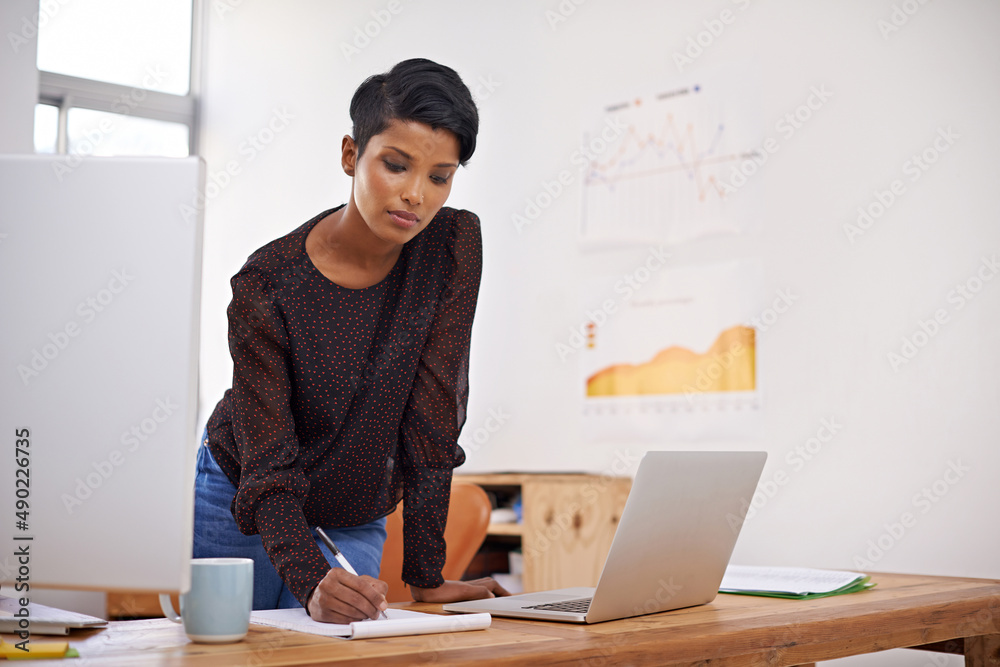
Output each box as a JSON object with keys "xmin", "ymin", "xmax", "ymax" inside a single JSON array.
[
  {"xmin": 720, "ymin": 575, "xmax": 876, "ymax": 599},
  {"xmin": 719, "ymin": 566, "xmax": 877, "ymax": 600}
]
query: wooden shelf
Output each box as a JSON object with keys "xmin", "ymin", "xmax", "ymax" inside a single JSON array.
[
  {"xmin": 486, "ymin": 522, "xmax": 523, "ymax": 536},
  {"xmin": 455, "ymin": 472, "xmax": 631, "ymax": 592}
]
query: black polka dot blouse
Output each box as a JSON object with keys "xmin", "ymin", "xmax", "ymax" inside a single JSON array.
[{"xmin": 205, "ymin": 205, "xmax": 481, "ymax": 608}]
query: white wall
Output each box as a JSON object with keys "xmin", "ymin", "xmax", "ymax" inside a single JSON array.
[
  {"xmin": 0, "ymin": 0, "xmax": 40, "ymax": 153},
  {"xmin": 199, "ymin": 3, "xmax": 998, "ymax": 663}
]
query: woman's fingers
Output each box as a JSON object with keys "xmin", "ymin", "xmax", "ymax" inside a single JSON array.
[
  {"xmin": 409, "ymin": 577, "xmax": 512, "ymax": 603},
  {"xmin": 309, "ymin": 568, "xmax": 389, "ymax": 623},
  {"xmin": 464, "ymin": 577, "xmax": 512, "ymax": 597}
]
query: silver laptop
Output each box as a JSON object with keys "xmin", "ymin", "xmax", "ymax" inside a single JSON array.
[{"xmin": 443, "ymin": 450, "xmax": 766, "ymax": 623}]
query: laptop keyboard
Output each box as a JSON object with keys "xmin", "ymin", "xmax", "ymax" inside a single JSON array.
[{"xmin": 523, "ymin": 597, "xmax": 592, "ymax": 613}]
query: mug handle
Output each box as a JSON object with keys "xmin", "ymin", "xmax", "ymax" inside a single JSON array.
[{"xmin": 159, "ymin": 593, "xmax": 182, "ymax": 623}]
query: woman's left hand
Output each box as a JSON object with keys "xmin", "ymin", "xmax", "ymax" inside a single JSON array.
[{"xmin": 409, "ymin": 577, "xmax": 511, "ymax": 603}]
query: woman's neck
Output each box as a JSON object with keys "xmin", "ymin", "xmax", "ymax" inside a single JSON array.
[{"xmin": 305, "ymin": 204, "xmax": 402, "ymax": 289}]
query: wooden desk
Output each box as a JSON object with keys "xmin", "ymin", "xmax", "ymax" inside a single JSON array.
[{"xmin": 8, "ymin": 572, "xmax": 999, "ymax": 665}]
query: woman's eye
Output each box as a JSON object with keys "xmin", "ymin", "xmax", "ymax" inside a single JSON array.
[
  {"xmin": 431, "ymin": 175, "xmax": 450, "ymax": 185},
  {"xmin": 383, "ymin": 160, "xmax": 405, "ymax": 172}
]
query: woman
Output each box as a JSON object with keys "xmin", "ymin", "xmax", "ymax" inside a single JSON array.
[{"xmin": 193, "ymin": 58, "xmax": 508, "ymax": 623}]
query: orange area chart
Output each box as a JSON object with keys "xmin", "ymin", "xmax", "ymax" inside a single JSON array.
[{"xmin": 586, "ymin": 325, "xmax": 755, "ymax": 397}]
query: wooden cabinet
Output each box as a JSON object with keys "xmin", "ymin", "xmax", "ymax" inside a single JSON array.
[{"xmin": 455, "ymin": 473, "xmax": 632, "ymax": 592}]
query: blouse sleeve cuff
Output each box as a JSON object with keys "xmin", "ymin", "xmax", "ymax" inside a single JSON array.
[
  {"xmin": 253, "ymin": 491, "xmax": 331, "ymax": 608},
  {"xmin": 400, "ymin": 466, "xmax": 452, "ymax": 587}
]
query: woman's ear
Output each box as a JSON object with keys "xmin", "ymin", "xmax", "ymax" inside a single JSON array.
[{"xmin": 341, "ymin": 135, "xmax": 358, "ymax": 177}]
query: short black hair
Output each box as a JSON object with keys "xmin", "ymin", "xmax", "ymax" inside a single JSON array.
[{"xmin": 349, "ymin": 58, "xmax": 479, "ymax": 166}]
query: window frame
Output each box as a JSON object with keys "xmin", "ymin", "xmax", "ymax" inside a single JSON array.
[{"xmin": 36, "ymin": 0, "xmax": 204, "ymax": 156}]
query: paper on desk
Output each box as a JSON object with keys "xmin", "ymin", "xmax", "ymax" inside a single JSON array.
[
  {"xmin": 720, "ymin": 565, "xmax": 875, "ymax": 598},
  {"xmin": 0, "ymin": 615, "xmax": 70, "ymax": 635},
  {"xmin": 250, "ymin": 607, "xmax": 491, "ymax": 640},
  {"xmin": 0, "ymin": 595, "xmax": 106, "ymax": 635}
]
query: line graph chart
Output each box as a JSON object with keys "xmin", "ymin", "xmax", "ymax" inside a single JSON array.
[{"xmin": 580, "ymin": 70, "xmax": 761, "ymax": 245}]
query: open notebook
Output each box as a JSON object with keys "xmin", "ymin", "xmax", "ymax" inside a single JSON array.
[{"xmin": 250, "ymin": 607, "xmax": 490, "ymax": 640}]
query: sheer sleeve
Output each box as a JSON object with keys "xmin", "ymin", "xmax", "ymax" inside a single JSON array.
[
  {"xmin": 398, "ymin": 211, "xmax": 482, "ymax": 588},
  {"xmin": 226, "ymin": 268, "xmax": 331, "ymax": 607}
]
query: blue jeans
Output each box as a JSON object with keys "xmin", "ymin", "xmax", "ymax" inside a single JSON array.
[{"xmin": 192, "ymin": 433, "xmax": 387, "ymax": 610}]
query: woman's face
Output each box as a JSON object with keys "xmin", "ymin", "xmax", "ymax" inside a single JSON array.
[{"xmin": 344, "ymin": 119, "xmax": 460, "ymax": 247}]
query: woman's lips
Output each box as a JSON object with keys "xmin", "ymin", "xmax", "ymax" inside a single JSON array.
[{"xmin": 389, "ymin": 210, "xmax": 419, "ymax": 229}]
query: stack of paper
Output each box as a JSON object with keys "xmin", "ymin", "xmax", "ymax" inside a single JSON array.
[
  {"xmin": 0, "ymin": 595, "xmax": 106, "ymax": 635},
  {"xmin": 251, "ymin": 607, "xmax": 491, "ymax": 640},
  {"xmin": 719, "ymin": 566, "xmax": 876, "ymax": 599}
]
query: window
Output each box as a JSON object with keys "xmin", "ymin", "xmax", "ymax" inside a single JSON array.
[
  {"xmin": 34, "ymin": 104, "xmax": 59, "ymax": 154},
  {"xmin": 35, "ymin": 0, "xmax": 200, "ymax": 157},
  {"xmin": 67, "ymin": 108, "xmax": 190, "ymax": 158}
]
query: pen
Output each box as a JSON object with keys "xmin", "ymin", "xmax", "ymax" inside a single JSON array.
[{"xmin": 315, "ymin": 527, "xmax": 388, "ymax": 620}]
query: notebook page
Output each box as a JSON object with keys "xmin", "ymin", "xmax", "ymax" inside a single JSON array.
[
  {"xmin": 250, "ymin": 607, "xmax": 490, "ymax": 639},
  {"xmin": 720, "ymin": 566, "xmax": 865, "ymax": 595}
]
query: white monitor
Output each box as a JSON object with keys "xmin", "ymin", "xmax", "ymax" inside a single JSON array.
[{"xmin": 0, "ymin": 155, "xmax": 204, "ymax": 594}]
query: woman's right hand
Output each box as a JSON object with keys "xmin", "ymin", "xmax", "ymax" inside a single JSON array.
[{"xmin": 307, "ymin": 568, "xmax": 389, "ymax": 623}]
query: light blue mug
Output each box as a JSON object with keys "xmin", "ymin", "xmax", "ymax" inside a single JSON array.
[{"xmin": 159, "ymin": 557, "xmax": 254, "ymax": 643}]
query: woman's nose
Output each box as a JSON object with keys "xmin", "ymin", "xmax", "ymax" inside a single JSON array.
[{"xmin": 401, "ymin": 177, "xmax": 423, "ymax": 206}]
